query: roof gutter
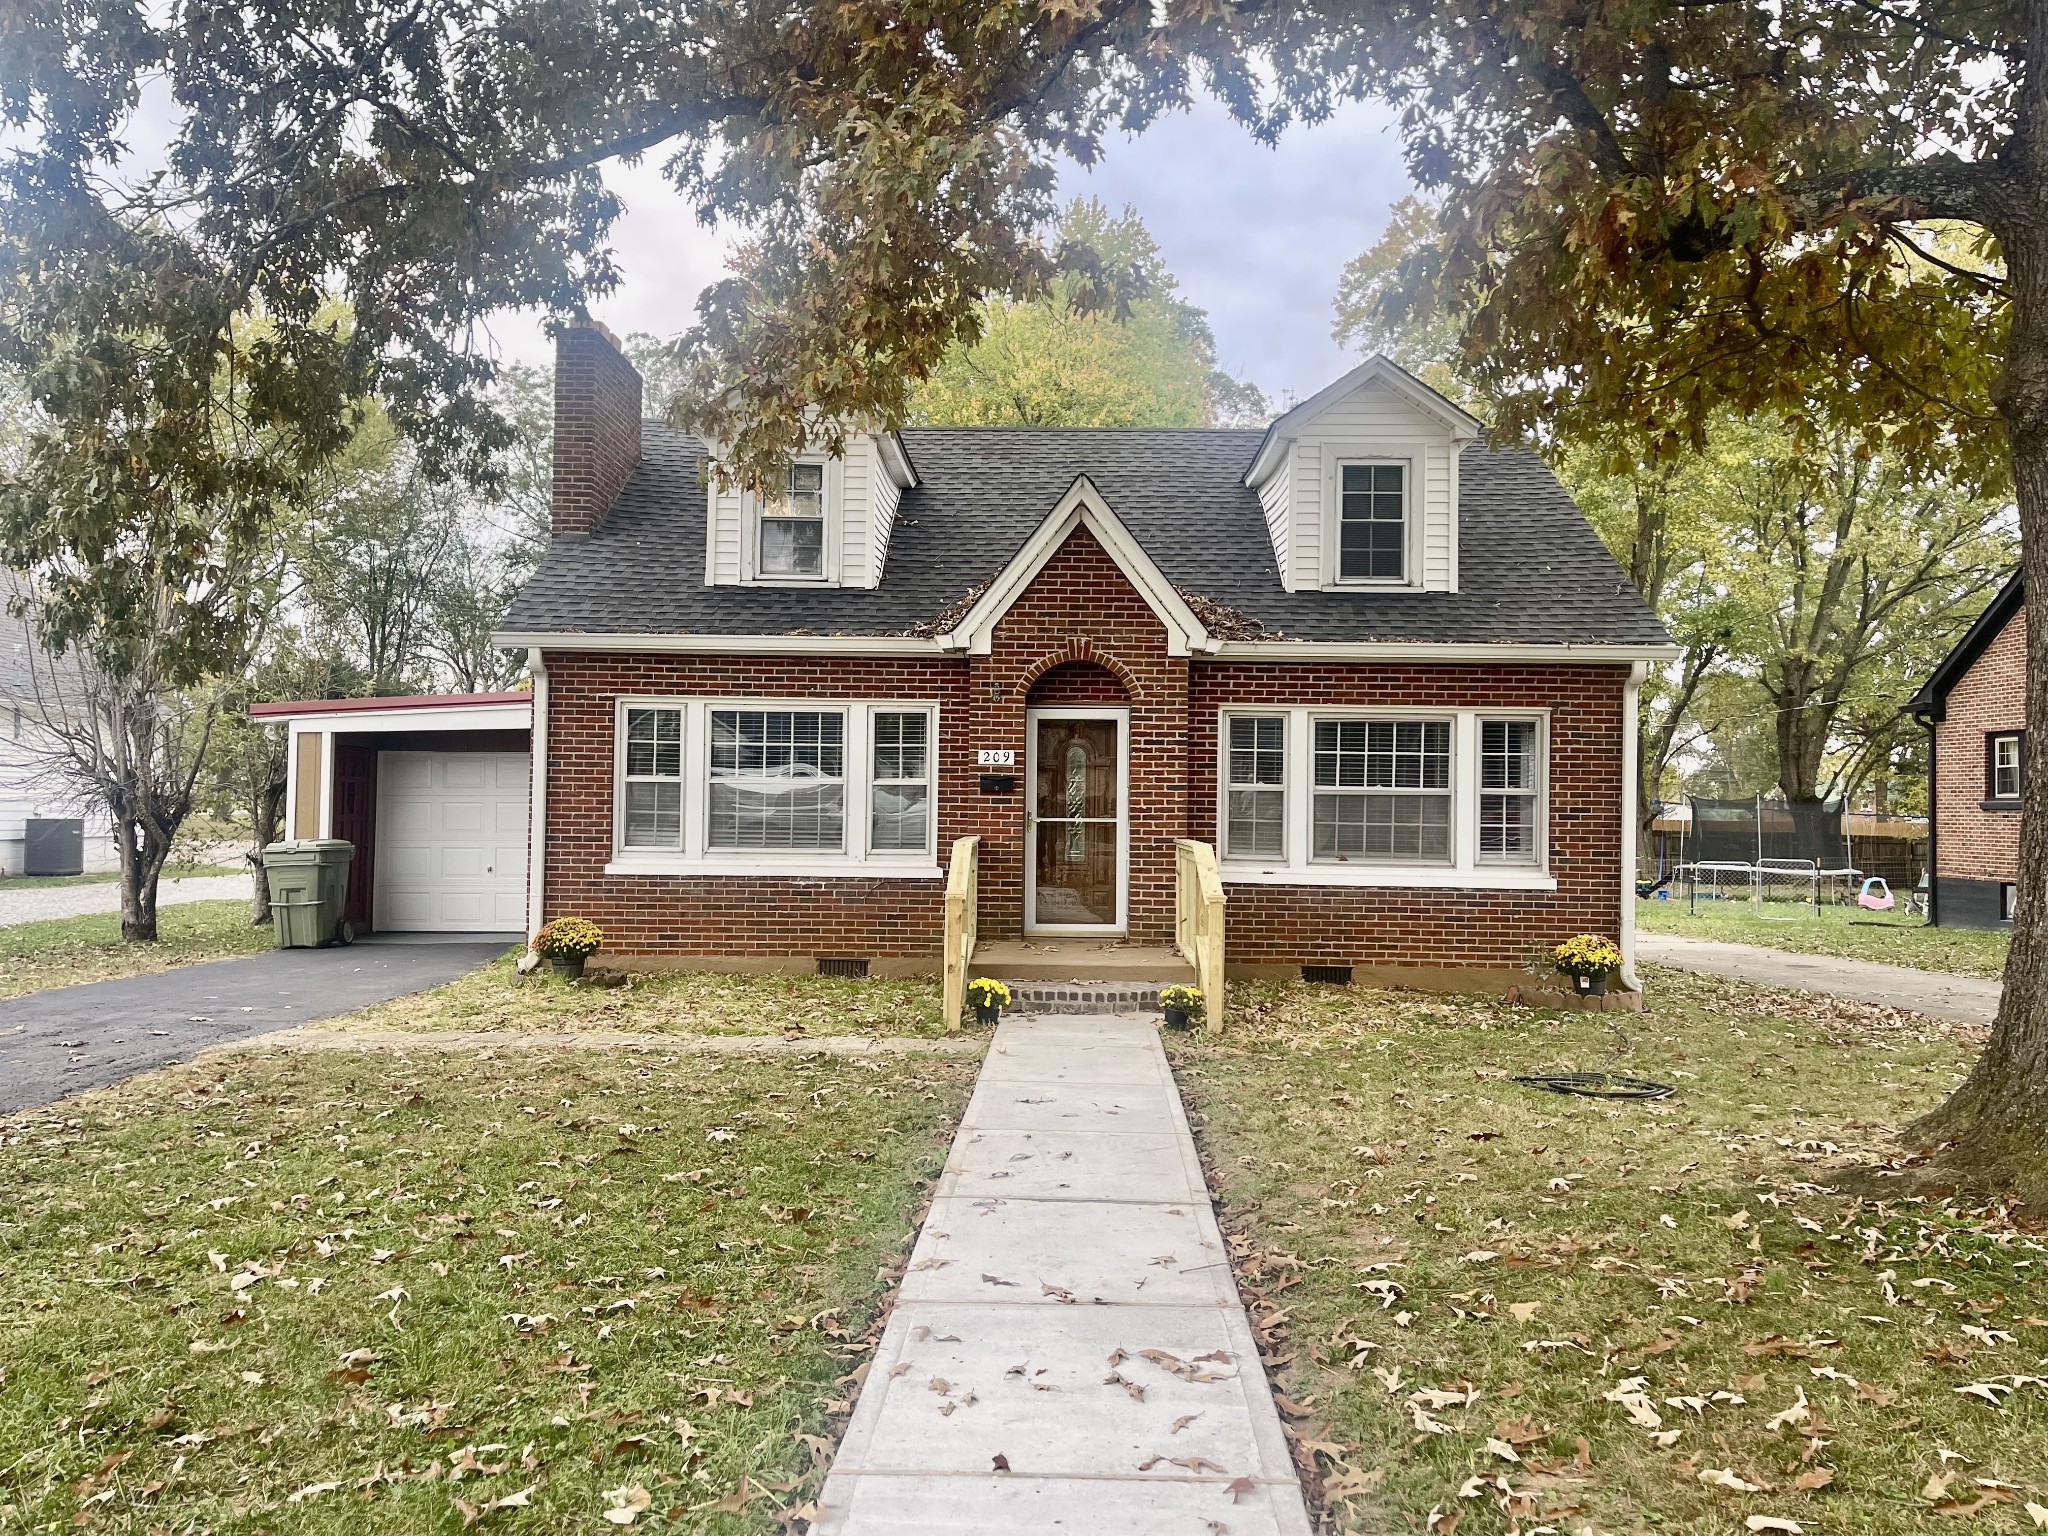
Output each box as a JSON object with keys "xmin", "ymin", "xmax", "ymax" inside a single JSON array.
[
  {"xmin": 1210, "ymin": 640, "xmax": 1683, "ymax": 663},
  {"xmin": 492, "ymin": 630, "xmax": 947, "ymax": 657}
]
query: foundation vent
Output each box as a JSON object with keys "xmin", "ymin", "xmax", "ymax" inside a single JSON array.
[
  {"xmin": 1300, "ymin": 964, "xmax": 1354, "ymax": 986},
  {"xmin": 817, "ymin": 957, "xmax": 871, "ymax": 978}
]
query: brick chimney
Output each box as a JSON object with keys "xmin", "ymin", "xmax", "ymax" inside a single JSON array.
[{"xmin": 551, "ymin": 321, "xmax": 643, "ymax": 537}]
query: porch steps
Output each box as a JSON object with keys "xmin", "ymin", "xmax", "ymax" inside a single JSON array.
[{"xmin": 970, "ymin": 939, "xmax": 1194, "ymax": 1016}]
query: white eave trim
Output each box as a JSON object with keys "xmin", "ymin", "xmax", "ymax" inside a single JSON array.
[
  {"xmin": 492, "ymin": 630, "xmax": 946, "ymax": 657},
  {"xmin": 1243, "ymin": 354, "xmax": 1484, "ymax": 489},
  {"xmin": 270, "ymin": 702, "xmax": 534, "ymax": 732},
  {"xmin": 877, "ymin": 431, "xmax": 919, "ymax": 490},
  {"xmin": 942, "ymin": 474, "xmax": 1215, "ymax": 658},
  {"xmin": 1210, "ymin": 640, "xmax": 1683, "ymax": 663}
]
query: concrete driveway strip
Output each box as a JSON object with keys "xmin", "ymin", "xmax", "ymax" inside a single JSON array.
[
  {"xmin": 1636, "ymin": 932, "xmax": 2001, "ymax": 1026},
  {"xmin": 0, "ymin": 872, "xmax": 251, "ymax": 929},
  {"xmin": 0, "ymin": 942, "xmax": 510, "ymax": 1115},
  {"xmin": 812, "ymin": 1015, "xmax": 1314, "ymax": 1536}
]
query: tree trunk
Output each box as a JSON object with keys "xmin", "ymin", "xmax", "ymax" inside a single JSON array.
[
  {"xmin": 1909, "ymin": 100, "xmax": 2048, "ymax": 1202},
  {"xmin": 116, "ymin": 818, "xmax": 168, "ymax": 942},
  {"xmin": 249, "ymin": 771, "xmax": 285, "ymax": 924}
]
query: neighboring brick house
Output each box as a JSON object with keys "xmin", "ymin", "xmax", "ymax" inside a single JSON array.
[
  {"xmin": 423, "ymin": 321, "xmax": 1668, "ymax": 994},
  {"xmin": 1907, "ymin": 573, "xmax": 2026, "ymax": 929}
]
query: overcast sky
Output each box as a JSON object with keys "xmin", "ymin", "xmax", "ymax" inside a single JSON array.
[{"xmin": 485, "ymin": 93, "xmax": 1415, "ymax": 404}]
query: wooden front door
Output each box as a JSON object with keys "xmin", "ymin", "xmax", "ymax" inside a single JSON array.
[{"xmin": 1025, "ymin": 710, "xmax": 1127, "ymax": 933}]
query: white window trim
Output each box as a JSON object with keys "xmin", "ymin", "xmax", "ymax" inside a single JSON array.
[
  {"xmin": 606, "ymin": 696, "xmax": 943, "ymax": 878},
  {"xmin": 618, "ymin": 702, "xmax": 687, "ymax": 851},
  {"xmin": 1476, "ymin": 713, "xmax": 1548, "ymax": 868},
  {"xmin": 1215, "ymin": 706, "xmax": 1555, "ymax": 890},
  {"xmin": 1991, "ymin": 732, "xmax": 2023, "ymax": 800},
  {"xmin": 741, "ymin": 456, "xmax": 844, "ymax": 587},
  {"xmin": 1322, "ymin": 443, "xmax": 1428, "ymax": 591}
]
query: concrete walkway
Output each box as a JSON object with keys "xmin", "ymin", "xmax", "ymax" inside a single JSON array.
[
  {"xmin": 0, "ymin": 871, "xmax": 249, "ymax": 929},
  {"xmin": 1637, "ymin": 931, "xmax": 2002, "ymax": 1025},
  {"xmin": 814, "ymin": 1015, "xmax": 1312, "ymax": 1536}
]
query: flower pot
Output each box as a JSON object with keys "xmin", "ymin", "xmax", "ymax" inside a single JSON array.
[
  {"xmin": 551, "ymin": 954, "xmax": 586, "ymax": 980},
  {"xmin": 1163, "ymin": 1005, "xmax": 1193, "ymax": 1030},
  {"xmin": 973, "ymin": 1002, "xmax": 1000, "ymax": 1025},
  {"xmin": 1572, "ymin": 971, "xmax": 1608, "ymax": 997}
]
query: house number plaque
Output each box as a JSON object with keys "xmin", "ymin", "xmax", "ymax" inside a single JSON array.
[{"xmin": 976, "ymin": 749, "xmax": 1017, "ymax": 767}]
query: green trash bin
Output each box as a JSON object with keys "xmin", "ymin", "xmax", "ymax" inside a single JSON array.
[{"xmin": 262, "ymin": 839, "xmax": 356, "ymax": 948}]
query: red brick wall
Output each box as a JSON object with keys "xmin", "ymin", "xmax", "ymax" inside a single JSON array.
[
  {"xmin": 1187, "ymin": 664, "xmax": 1626, "ymax": 970},
  {"xmin": 541, "ymin": 652, "xmax": 967, "ymax": 958},
  {"xmin": 1936, "ymin": 600, "xmax": 2026, "ymax": 884},
  {"xmin": 552, "ymin": 323, "xmax": 643, "ymax": 537},
  {"xmin": 538, "ymin": 526, "xmax": 1631, "ymax": 974}
]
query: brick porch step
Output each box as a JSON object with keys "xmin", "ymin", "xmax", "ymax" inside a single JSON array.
[{"xmin": 970, "ymin": 939, "xmax": 1195, "ymax": 1016}]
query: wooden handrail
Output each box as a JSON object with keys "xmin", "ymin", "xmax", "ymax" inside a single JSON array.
[
  {"xmin": 1173, "ymin": 838, "xmax": 1227, "ymax": 1033},
  {"xmin": 941, "ymin": 835, "xmax": 980, "ymax": 1032}
]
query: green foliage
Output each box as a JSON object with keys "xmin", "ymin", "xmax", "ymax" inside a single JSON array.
[
  {"xmin": 1638, "ymin": 898, "xmax": 2009, "ymax": 980},
  {"xmin": 909, "ymin": 201, "xmax": 1264, "ymax": 428},
  {"xmin": 1559, "ymin": 416, "xmax": 2013, "ymax": 806}
]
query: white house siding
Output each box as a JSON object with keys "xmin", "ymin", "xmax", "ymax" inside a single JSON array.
[
  {"xmin": 1272, "ymin": 381, "xmax": 1458, "ymax": 593},
  {"xmin": 703, "ymin": 434, "xmax": 894, "ymax": 588},
  {"xmin": 1258, "ymin": 467, "xmax": 1292, "ymax": 590},
  {"xmin": 0, "ymin": 731, "xmax": 117, "ymax": 876},
  {"xmin": 872, "ymin": 465, "xmax": 902, "ymax": 589}
]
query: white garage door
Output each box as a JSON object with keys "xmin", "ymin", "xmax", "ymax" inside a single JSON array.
[{"xmin": 374, "ymin": 751, "xmax": 529, "ymax": 932}]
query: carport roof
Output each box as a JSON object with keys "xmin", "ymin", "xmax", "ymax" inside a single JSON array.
[{"xmin": 251, "ymin": 691, "xmax": 532, "ymax": 720}]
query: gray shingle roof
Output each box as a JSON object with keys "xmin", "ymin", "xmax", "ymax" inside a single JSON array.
[{"xmin": 501, "ymin": 423, "xmax": 1671, "ymax": 647}]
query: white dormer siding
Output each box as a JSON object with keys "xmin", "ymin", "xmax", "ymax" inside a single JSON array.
[
  {"xmin": 703, "ymin": 430, "xmax": 917, "ymax": 589},
  {"xmin": 1243, "ymin": 357, "xmax": 1481, "ymax": 595}
]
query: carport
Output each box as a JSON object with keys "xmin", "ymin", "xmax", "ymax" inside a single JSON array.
[{"xmin": 251, "ymin": 692, "xmax": 533, "ymax": 938}]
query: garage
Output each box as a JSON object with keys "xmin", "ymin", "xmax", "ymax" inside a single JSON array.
[
  {"xmin": 251, "ymin": 691, "xmax": 534, "ymax": 939},
  {"xmin": 375, "ymin": 752, "xmax": 530, "ymax": 932}
]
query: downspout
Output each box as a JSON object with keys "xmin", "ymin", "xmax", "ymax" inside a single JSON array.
[
  {"xmin": 526, "ymin": 647, "xmax": 549, "ymax": 942},
  {"xmin": 1619, "ymin": 661, "xmax": 1648, "ymax": 993}
]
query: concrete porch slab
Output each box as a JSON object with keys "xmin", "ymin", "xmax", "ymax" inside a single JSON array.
[{"xmin": 972, "ymin": 940, "xmax": 1195, "ymax": 984}]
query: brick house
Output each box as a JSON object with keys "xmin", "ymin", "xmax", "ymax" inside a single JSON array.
[
  {"xmin": 264, "ymin": 324, "xmax": 1675, "ymax": 991},
  {"xmin": 453, "ymin": 320, "xmax": 1669, "ymax": 996},
  {"xmin": 1907, "ymin": 572, "xmax": 2026, "ymax": 928}
]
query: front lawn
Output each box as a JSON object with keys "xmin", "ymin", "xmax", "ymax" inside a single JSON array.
[
  {"xmin": 1169, "ymin": 969, "xmax": 2048, "ymax": 1535},
  {"xmin": 1638, "ymin": 895, "xmax": 2010, "ymax": 979},
  {"xmin": 311, "ymin": 960, "xmax": 951, "ymax": 1038},
  {"xmin": 0, "ymin": 899, "xmax": 271, "ymax": 1002},
  {"xmin": 0, "ymin": 1040, "xmax": 976, "ymax": 1532}
]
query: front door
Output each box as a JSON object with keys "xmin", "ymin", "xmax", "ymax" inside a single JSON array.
[{"xmin": 1025, "ymin": 710, "xmax": 1126, "ymax": 933}]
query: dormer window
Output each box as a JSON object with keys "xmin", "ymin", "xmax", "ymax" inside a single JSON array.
[
  {"xmin": 760, "ymin": 462, "xmax": 826, "ymax": 578},
  {"xmin": 1337, "ymin": 461, "xmax": 1407, "ymax": 583}
]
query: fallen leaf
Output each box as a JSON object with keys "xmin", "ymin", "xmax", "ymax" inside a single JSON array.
[
  {"xmin": 1508, "ymin": 1302, "xmax": 1541, "ymax": 1323},
  {"xmin": 1227, "ymin": 1475, "xmax": 1257, "ymax": 1503},
  {"xmin": 600, "ymin": 1485, "xmax": 651, "ymax": 1526},
  {"xmin": 1700, "ymin": 1467, "xmax": 1766, "ymax": 1493},
  {"xmin": 991, "ymin": 1453, "xmax": 1011, "ymax": 1473},
  {"xmin": 1745, "ymin": 1520, "xmax": 1803, "ymax": 1534},
  {"xmin": 1793, "ymin": 1468, "xmax": 1835, "ymax": 1492}
]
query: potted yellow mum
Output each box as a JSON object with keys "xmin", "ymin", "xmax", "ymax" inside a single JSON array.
[
  {"xmin": 535, "ymin": 917, "xmax": 603, "ymax": 979},
  {"xmin": 1552, "ymin": 935, "xmax": 1623, "ymax": 996}
]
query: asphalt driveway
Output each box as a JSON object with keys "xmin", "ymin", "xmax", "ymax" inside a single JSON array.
[{"xmin": 0, "ymin": 940, "xmax": 512, "ymax": 1115}]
